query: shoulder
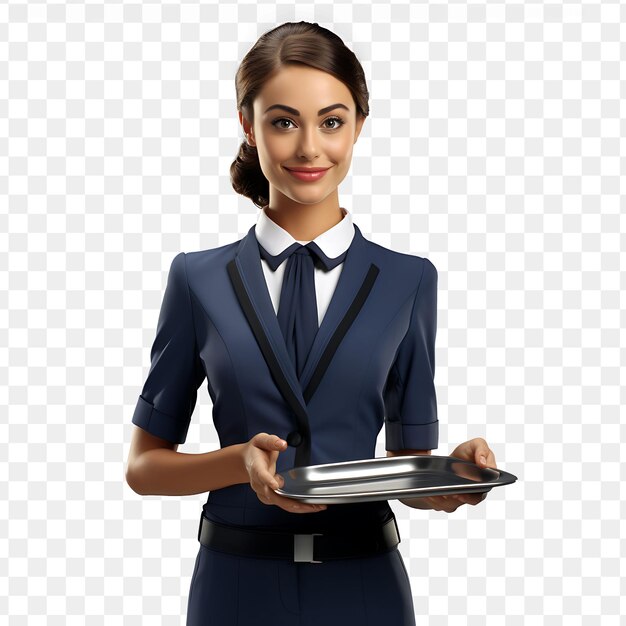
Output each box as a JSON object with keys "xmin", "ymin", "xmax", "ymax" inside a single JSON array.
[
  {"xmin": 363, "ymin": 236, "xmax": 438, "ymax": 289},
  {"xmin": 184, "ymin": 237, "xmax": 243, "ymax": 261},
  {"xmin": 169, "ymin": 237, "xmax": 244, "ymax": 278}
]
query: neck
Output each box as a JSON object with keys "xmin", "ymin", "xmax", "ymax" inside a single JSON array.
[{"xmin": 263, "ymin": 199, "xmax": 345, "ymax": 241}]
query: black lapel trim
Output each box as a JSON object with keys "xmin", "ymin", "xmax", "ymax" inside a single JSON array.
[
  {"xmin": 227, "ymin": 258, "xmax": 312, "ymax": 466},
  {"xmin": 303, "ymin": 263, "xmax": 380, "ymax": 404}
]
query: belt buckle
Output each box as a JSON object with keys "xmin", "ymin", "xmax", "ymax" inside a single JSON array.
[{"xmin": 294, "ymin": 533, "xmax": 323, "ymax": 563}]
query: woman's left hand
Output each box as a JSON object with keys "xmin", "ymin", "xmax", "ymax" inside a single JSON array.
[
  {"xmin": 407, "ymin": 438, "xmax": 497, "ymax": 513},
  {"xmin": 445, "ymin": 437, "xmax": 497, "ymax": 510},
  {"xmin": 450, "ymin": 437, "xmax": 497, "ymax": 470}
]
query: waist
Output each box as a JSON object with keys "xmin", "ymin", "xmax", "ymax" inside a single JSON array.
[{"xmin": 197, "ymin": 513, "xmax": 401, "ymax": 563}]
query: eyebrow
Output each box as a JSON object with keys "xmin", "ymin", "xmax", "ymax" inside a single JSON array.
[{"xmin": 263, "ymin": 103, "xmax": 350, "ymax": 116}]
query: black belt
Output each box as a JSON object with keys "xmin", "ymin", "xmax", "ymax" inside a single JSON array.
[{"xmin": 197, "ymin": 514, "xmax": 400, "ymax": 564}]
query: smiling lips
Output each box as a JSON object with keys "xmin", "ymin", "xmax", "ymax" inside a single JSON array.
[{"xmin": 284, "ymin": 166, "xmax": 331, "ymax": 181}]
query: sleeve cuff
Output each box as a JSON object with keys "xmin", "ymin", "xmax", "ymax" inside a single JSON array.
[
  {"xmin": 385, "ymin": 419, "xmax": 438, "ymax": 451},
  {"xmin": 131, "ymin": 395, "xmax": 190, "ymax": 444}
]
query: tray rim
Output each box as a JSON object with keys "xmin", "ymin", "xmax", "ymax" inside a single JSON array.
[{"xmin": 274, "ymin": 454, "xmax": 517, "ymax": 504}]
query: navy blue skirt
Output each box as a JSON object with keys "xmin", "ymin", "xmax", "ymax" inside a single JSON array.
[{"xmin": 186, "ymin": 543, "xmax": 416, "ymax": 625}]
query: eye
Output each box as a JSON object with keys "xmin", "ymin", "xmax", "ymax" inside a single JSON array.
[
  {"xmin": 271, "ymin": 118, "xmax": 295, "ymax": 130},
  {"xmin": 323, "ymin": 116, "xmax": 345, "ymax": 130},
  {"xmin": 270, "ymin": 116, "xmax": 346, "ymax": 131}
]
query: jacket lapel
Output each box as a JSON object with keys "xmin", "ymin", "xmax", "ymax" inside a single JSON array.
[
  {"xmin": 230, "ymin": 223, "xmax": 306, "ymax": 409},
  {"xmin": 227, "ymin": 222, "xmax": 379, "ymax": 466},
  {"xmin": 298, "ymin": 224, "xmax": 379, "ymax": 396}
]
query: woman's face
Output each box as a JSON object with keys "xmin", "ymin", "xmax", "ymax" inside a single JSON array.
[{"xmin": 240, "ymin": 64, "xmax": 366, "ymax": 209}]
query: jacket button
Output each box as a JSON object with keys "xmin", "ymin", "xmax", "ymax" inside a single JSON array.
[{"xmin": 286, "ymin": 430, "xmax": 302, "ymax": 447}]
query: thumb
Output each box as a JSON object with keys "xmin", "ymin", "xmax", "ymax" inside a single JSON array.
[{"xmin": 259, "ymin": 433, "xmax": 287, "ymax": 451}]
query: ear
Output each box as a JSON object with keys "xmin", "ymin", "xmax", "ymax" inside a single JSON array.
[
  {"xmin": 239, "ymin": 111, "xmax": 256, "ymax": 147},
  {"xmin": 353, "ymin": 113, "xmax": 367, "ymax": 144}
]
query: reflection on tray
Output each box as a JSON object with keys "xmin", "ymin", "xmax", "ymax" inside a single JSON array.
[{"xmin": 275, "ymin": 455, "xmax": 516, "ymax": 504}]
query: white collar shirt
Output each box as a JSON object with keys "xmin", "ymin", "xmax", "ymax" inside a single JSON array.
[{"xmin": 255, "ymin": 206, "xmax": 355, "ymax": 327}]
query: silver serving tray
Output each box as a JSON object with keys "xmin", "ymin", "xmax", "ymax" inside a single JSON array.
[{"xmin": 275, "ymin": 455, "xmax": 517, "ymax": 504}]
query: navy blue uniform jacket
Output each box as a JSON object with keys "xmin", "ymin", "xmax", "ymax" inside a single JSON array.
[{"xmin": 132, "ymin": 223, "xmax": 439, "ymax": 533}]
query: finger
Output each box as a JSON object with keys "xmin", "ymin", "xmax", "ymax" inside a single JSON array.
[
  {"xmin": 457, "ymin": 440, "xmax": 472, "ymax": 457},
  {"xmin": 254, "ymin": 433, "xmax": 286, "ymax": 452},
  {"xmin": 255, "ymin": 479, "xmax": 327, "ymax": 513},
  {"xmin": 458, "ymin": 492, "xmax": 487, "ymax": 506},
  {"xmin": 440, "ymin": 495, "xmax": 459, "ymax": 510},
  {"xmin": 447, "ymin": 499, "xmax": 464, "ymax": 512},
  {"xmin": 269, "ymin": 493, "xmax": 327, "ymax": 513},
  {"xmin": 458, "ymin": 493, "xmax": 482, "ymax": 505},
  {"xmin": 428, "ymin": 496, "xmax": 460, "ymax": 513},
  {"xmin": 449, "ymin": 494, "xmax": 469, "ymax": 507},
  {"xmin": 424, "ymin": 497, "xmax": 443, "ymax": 511},
  {"xmin": 451, "ymin": 494, "xmax": 470, "ymax": 504},
  {"xmin": 250, "ymin": 465, "xmax": 281, "ymax": 491},
  {"xmin": 476, "ymin": 447, "xmax": 493, "ymax": 467},
  {"xmin": 260, "ymin": 464, "xmax": 287, "ymax": 491},
  {"xmin": 466, "ymin": 491, "xmax": 489, "ymax": 504},
  {"xmin": 259, "ymin": 469, "xmax": 281, "ymax": 490}
]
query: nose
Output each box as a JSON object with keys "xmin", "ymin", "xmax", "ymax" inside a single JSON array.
[{"xmin": 296, "ymin": 126, "xmax": 320, "ymax": 160}]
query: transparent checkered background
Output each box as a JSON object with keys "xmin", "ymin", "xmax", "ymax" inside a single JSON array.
[{"xmin": 2, "ymin": 1, "xmax": 624, "ymax": 624}]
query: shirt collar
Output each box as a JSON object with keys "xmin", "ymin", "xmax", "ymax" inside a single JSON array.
[{"xmin": 255, "ymin": 206, "xmax": 355, "ymax": 258}]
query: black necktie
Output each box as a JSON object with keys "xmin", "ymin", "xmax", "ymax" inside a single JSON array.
[{"xmin": 258, "ymin": 240, "xmax": 348, "ymax": 380}]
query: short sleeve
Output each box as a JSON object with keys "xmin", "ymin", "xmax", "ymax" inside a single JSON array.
[
  {"xmin": 131, "ymin": 252, "xmax": 206, "ymax": 444},
  {"xmin": 384, "ymin": 258, "xmax": 439, "ymax": 451}
]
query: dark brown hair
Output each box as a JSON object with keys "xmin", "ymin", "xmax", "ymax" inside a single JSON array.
[{"xmin": 230, "ymin": 21, "xmax": 370, "ymax": 209}]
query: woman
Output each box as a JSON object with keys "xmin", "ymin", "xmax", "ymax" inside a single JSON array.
[{"xmin": 126, "ymin": 21, "xmax": 497, "ymax": 626}]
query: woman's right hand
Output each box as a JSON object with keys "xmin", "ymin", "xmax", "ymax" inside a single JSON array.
[{"xmin": 242, "ymin": 433, "xmax": 328, "ymax": 514}]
